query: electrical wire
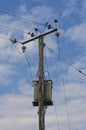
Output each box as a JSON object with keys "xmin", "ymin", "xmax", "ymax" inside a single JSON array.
[
  {"xmin": 55, "ymin": 38, "xmax": 71, "ymax": 130},
  {"xmin": 46, "ymin": 46, "xmax": 86, "ymax": 77},
  {"xmin": 44, "ymin": 48, "xmax": 61, "ymax": 130},
  {"xmin": 0, "ymin": 34, "xmax": 23, "ymax": 54},
  {"xmin": 46, "ymin": 38, "xmax": 85, "ymax": 130},
  {"xmin": 44, "ymin": 47, "xmax": 60, "ymax": 87},
  {"xmin": 0, "ymin": 35, "xmax": 22, "ymax": 44},
  {"xmin": 45, "ymin": 42, "xmax": 71, "ymax": 130},
  {"xmin": 7, "ymin": 40, "xmax": 33, "ymax": 83},
  {"xmin": 0, "ymin": 10, "xmax": 61, "ymax": 32},
  {"xmin": 0, "ymin": 24, "xmax": 28, "ymax": 34},
  {"xmin": 0, "ymin": 35, "xmax": 11, "ymax": 41},
  {"xmin": 59, "ymin": 58, "xmax": 71, "ymax": 130},
  {"xmin": 24, "ymin": 51, "xmax": 33, "ymax": 82},
  {"xmin": 0, "ymin": 10, "xmax": 45, "ymax": 26},
  {"xmin": 45, "ymin": 42, "xmax": 86, "ymax": 130},
  {"xmin": 13, "ymin": 45, "xmax": 23, "ymax": 54},
  {"xmin": 53, "ymin": 94, "xmax": 61, "ymax": 130},
  {"xmin": 44, "ymin": 50, "xmax": 51, "ymax": 80}
]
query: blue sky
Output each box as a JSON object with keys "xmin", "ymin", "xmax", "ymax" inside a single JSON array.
[{"xmin": 0, "ymin": 0, "xmax": 86, "ymax": 130}]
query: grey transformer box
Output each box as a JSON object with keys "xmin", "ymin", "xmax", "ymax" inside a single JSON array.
[{"xmin": 32, "ymin": 80, "xmax": 53, "ymax": 106}]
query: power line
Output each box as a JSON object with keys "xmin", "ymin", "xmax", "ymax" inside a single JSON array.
[
  {"xmin": 44, "ymin": 48, "xmax": 61, "ymax": 130},
  {"xmin": 24, "ymin": 51, "xmax": 33, "ymax": 82},
  {"xmin": 9, "ymin": 41, "xmax": 33, "ymax": 83},
  {"xmin": 59, "ymin": 58, "xmax": 71, "ymax": 130},
  {"xmin": 45, "ymin": 44, "xmax": 70, "ymax": 130},
  {"xmin": 60, "ymin": 56, "xmax": 86, "ymax": 77},
  {"xmin": 55, "ymin": 38, "xmax": 71, "ymax": 130},
  {"xmin": 0, "ymin": 24, "xmax": 28, "ymax": 34},
  {"xmin": 0, "ymin": 35, "xmax": 22, "ymax": 44},
  {"xmin": 46, "ymin": 46, "xmax": 86, "ymax": 77},
  {"xmin": 0, "ymin": 10, "xmax": 45, "ymax": 26},
  {"xmin": 0, "ymin": 33, "xmax": 85, "ymax": 78},
  {"xmin": 0, "ymin": 35, "xmax": 24, "ymax": 54},
  {"xmin": 44, "ymin": 50, "xmax": 51, "ymax": 80},
  {"xmin": 45, "ymin": 38, "xmax": 70, "ymax": 130},
  {"xmin": 13, "ymin": 45, "xmax": 23, "ymax": 54},
  {"xmin": 46, "ymin": 40, "xmax": 85, "ymax": 130},
  {"xmin": 0, "ymin": 10, "xmax": 60, "ymax": 33},
  {"xmin": 53, "ymin": 94, "xmax": 61, "ymax": 130},
  {"xmin": 0, "ymin": 35, "xmax": 11, "ymax": 41}
]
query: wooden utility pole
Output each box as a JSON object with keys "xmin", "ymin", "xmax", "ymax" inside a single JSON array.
[
  {"xmin": 38, "ymin": 36, "xmax": 45, "ymax": 130},
  {"xmin": 21, "ymin": 28, "xmax": 58, "ymax": 130}
]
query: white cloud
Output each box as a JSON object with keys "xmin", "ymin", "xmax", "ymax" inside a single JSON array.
[
  {"xmin": 62, "ymin": 0, "xmax": 78, "ymax": 17},
  {"xmin": 0, "ymin": 63, "xmax": 17, "ymax": 86},
  {"xmin": 19, "ymin": 4, "xmax": 27, "ymax": 14},
  {"xmin": 0, "ymin": 83, "xmax": 86, "ymax": 130},
  {"xmin": 65, "ymin": 56, "xmax": 86, "ymax": 82},
  {"xmin": 18, "ymin": 78, "xmax": 33, "ymax": 96},
  {"xmin": 0, "ymin": 14, "xmax": 12, "ymax": 24},
  {"xmin": 0, "ymin": 117, "xmax": 37, "ymax": 130},
  {"xmin": 62, "ymin": 0, "xmax": 86, "ymax": 20},
  {"xmin": 80, "ymin": 0, "xmax": 86, "ymax": 18},
  {"xmin": 52, "ymin": 83, "xmax": 86, "ymax": 130},
  {"xmin": 64, "ymin": 23, "xmax": 86, "ymax": 47},
  {"xmin": 31, "ymin": 5, "xmax": 57, "ymax": 22},
  {"xmin": 0, "ymin": 93, "xmax": 38, "ymax": 130}
]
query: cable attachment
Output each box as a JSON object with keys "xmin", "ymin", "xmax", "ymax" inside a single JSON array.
[
  {"xmin": 47, "ymin": 24, "xmax": 52, "ymax": 29},
  {"xmin": 27, "ymin": 28, "xmax": 39, "ymax": 37},
  {"xmin": 55, "ymin": 31, "xmax": 60, "ymax": 37},
  {"xmin": 45, "ymin": 18, "xmax": 59, "ymax": 30},
  {"xmin": 34, "ymin": 28, "xmax": 38, "ymax": 32},
  {"xmin": 45, "ymin": 22, "xmax": 52, "ymax": 29},
  {"xmin": 10, "ymin": 38, "xmax": 17, "ymax": 44},
  {"xmin": 53, "ymin": 19, "xmax": 58, "ymax": 23},
  {"xmin": 21, "ymin": 46, "xmax": 26, "ymax": 53}
]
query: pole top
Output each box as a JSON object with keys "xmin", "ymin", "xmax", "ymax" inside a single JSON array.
[{"xmin": 21, "ymin": 28, "xmax": 58, "ymax": 45}]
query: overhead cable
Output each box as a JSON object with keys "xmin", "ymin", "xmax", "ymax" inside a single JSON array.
[
  {"xmin": 0, "ymin": 35, "xmax": 22, "ymax": 44},
  {"xmin": 13, "ymin": 45, "xmax": 23, "ymax": 54},
  {"xmin": 24, "ymin": 51, "xmax": 33, "ymax": 82},
  {"xmin": 53, "ymin": 95, "xmax": 61, "ymax": 130},
  {"xmin": 46, "ymin": 46, "xmax": 86, "ymax": 77},
  {"xmin": 0, "ymin": 24, "xmax": 28, "ymax": 34},
  {"xmin": 0, "ymin": 35, "xmax": 11, "ymax": 41},
  {"xmin": 56, "ymin": 38, "xmax": 71, "ymax": 130},
  {"xmin": 0, "ymin": 10, "xmax": 45, "ymax": 26},
  {"xmin": 44, "ymin": 46, "xmax": 61, "ymax": 130},
  {"xmin": 59, "ymin": 57, "xmax": 71, "ymax": 130}
]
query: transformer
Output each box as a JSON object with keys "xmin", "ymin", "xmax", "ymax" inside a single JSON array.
[{"xmin": 32, "ymin": 80, "xmax": 53, "ymax": 106}]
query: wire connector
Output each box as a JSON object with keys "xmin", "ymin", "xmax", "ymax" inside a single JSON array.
[
  {"xmin": 21, "ymin": 46, "xmax": 26, "ymax": 52},
  {"xmin": 55, "ymin": 32, "xmax": 60, "ymax": 37},
  {"xmin": 10, "ymin": 39, "xmax": 17, "ymax": 44}
]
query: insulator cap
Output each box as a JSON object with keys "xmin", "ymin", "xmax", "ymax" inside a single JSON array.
[
  {"xmin": 54, "ymin": 19, "xmax": 58, "ymax": 23},
  {"xmin": 22, "ymin": 46, "xmax": 26, "ymax": 52},
  {"xmin": 31, "ymin": 32, "xmax": 35, "ymax": 37},
  {"xmin": 11, "ymin": 39, "xmax": 17, "ymax": 44},
  {"xmin": 47, "ymin": 24, "xmax": 52, "ymax": 29},
  {"xmin": 27, "ymin": 32, "xmax": 31, "ymax": 35},
  {"xmin": 55, "ymin": 32, "xmax": 60, "ymax": 37},
  {"xmin": 34, "ymin": 28, "xmax": 38, "ymax": 32}
]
